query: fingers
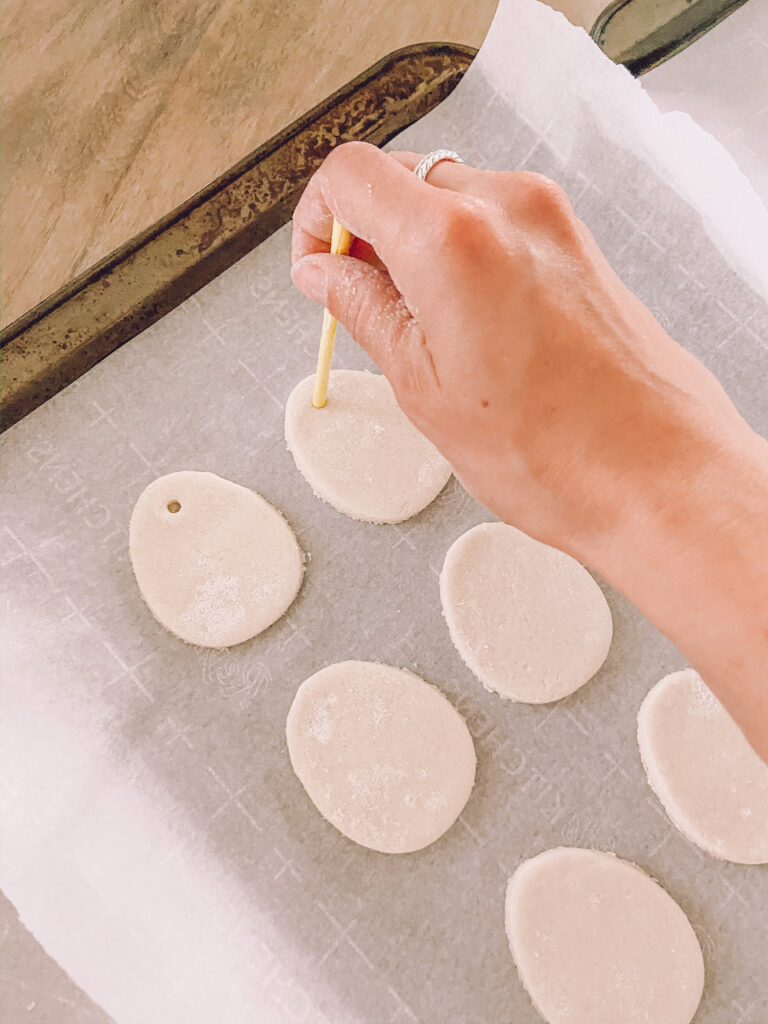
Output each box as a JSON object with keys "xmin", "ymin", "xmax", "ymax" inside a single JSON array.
[
  {"xmin": 290, "ymin": 142, "xmax": 537, "ymax": 283},
  {"xmin": 291, "ymin": 253, "xmax": 438, "ymax": 400},
  {"xmin": 386, "ymin": 151, "xmax": 489, "ymax": 193},
  {"xmin": 290, "ymin": 222, "xmax": 327, "ymax": 263},
  {"xmin": 389, "ymin": 152, "xmax": 577, "ymax": 229},
  {"xmin": 348, "ymin": 237, "xmax": 387, "ymax": 273},
  {"xmin": 387, "ymin": 151, "xmax": 528, "ymax": 210},
  {"xmin": 291, "ymin": 252, "xmax": 415, "ymax": 368},
  {"xmin": 291, "ymin": 141, "xmax": 453, "ymax": 286},
  {"xmin": 292, "ymin": 143, "xmax": 575, "ymax": 265},
  {"xmin": 291, "ymin": 222, "xmax": 386, "ymax": 272}
]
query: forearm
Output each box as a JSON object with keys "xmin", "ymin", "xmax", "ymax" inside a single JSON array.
[{"xmin": 592, "ymin": 420, "xmax": 768, "ymax": 761}]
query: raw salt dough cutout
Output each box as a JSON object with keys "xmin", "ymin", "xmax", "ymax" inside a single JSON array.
[
  {"xmin": 505, "ymin": 848, "xmax": 704, "ymax": 1024},
  {"xmin": 284, "ymin": 369, "xmax": 452, "ymax": 523},
  {"xmin": 286, "ymin": 661, "xmax": 475, "ymax": 853},
  {"xmin": 638, "ymin": 668, "xmax": 768, "ymax": 864},
  {"xmin": 440, "ymin": 522, "xmax": 612, "ymax": 703},
  {"xmin": 129, "ymin": 471, "xmax": 303, "ymax": 648}
]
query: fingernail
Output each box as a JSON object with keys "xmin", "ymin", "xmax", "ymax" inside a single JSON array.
[{"xmin": 291, "ymin": 255, "xmax": 326, "ymax": 303}]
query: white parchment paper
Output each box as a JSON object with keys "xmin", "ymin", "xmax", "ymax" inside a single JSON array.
[
  {"xmin": 2, "ymin": 1, "xmax": 767, "ymax": 1021},
  {"xmin": 643, "ymin": 0, "xmax": 768, "ymax": 209}
]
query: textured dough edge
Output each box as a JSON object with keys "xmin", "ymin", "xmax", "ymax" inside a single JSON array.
[
  {"xmin": 439, "ymin": 523, "xmax": 612, "ymax": 704},
  {"xmin": 129, "ymin": 470, "xmax": 305, "ymax": 649},
  {"xmin": 285, "ymin": 659, "xmax": 477, "ymax": 853},
  {"xmin": 284, "ymin": 372, "xmax": 452, "ymax": 525},
  {"xmin": 505, "ymin": 847, "xmax": 705, "ymax": 1024},
  {"xmin": 637, "ymin": 668, "xmax": 766, "ymax": 865}
]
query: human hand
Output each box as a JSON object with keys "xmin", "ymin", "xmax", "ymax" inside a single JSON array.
[
  {"xmin": 291, "ymin": 141, "xmax": 768, "ymax": 759},
  {"xmin": 290, "ymin": 142, "xmax": 743, "ymax": 559}
]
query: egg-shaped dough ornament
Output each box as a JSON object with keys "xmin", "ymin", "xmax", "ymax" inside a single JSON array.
[
  {"xmin": 441, "ymin": 522, "xmax": 612, "ymax": 703},
  {"xmin": 285, "ymin": 369, "xmax": 452, "ymax": 524},
  {"xmin": 638, "ymin": 668, "xmax": 768, "ymax": 864},
  {"xmin": 506, "ymin": 847, "xmax": 704, "ymax": 1024},
  {"xmin": 287, "ymin": 661, "xmax": 476, "ymax": 853},
  {"xmin": 129, "ymin": 471, "xmax": 303, "ymax": 648}
]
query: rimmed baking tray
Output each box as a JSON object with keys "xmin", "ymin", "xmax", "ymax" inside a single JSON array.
[
  {"xmin": 591, "ymin": 0, "xmax": 749, "ymax": 74},
  {"xmin": 0, "ymin": 1, "xmax": 744, "ymax": 432},
  {"xmin": 0, "ymin": 44, "xmax": 474, "ymax": 432}
]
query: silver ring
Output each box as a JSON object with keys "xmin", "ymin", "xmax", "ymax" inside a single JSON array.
[{"xmin": 413, "ymin": 149, "xmax": 465, "ymax": 182}]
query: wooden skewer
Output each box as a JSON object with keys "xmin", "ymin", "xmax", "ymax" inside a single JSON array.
[{"xmin": 312, "ymin": 218, "xmax": 353, "ymax": 408}]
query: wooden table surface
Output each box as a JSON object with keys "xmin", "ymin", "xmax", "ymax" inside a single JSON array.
[{"xmin": 0, "ymin": 0, "xmax": 603, "ymax": 329}]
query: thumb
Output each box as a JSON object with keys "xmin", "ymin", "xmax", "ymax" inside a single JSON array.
[{"xmin": 291, "ymin": 253, "xmax": 425, "ymax": 386}]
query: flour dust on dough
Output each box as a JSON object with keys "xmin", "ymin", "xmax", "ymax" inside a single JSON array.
[
  {"xmin": 129, "ymin": 471, "xmax": 303, "ymax": 648},
  {"xmin": 505, "ymin": 847, "xmax": 704, "ymax": 1024},
  {"xmin": 286, "ymin": 660, "xmax": 475, "ymax": 853},
  {"xmin": 440, "ymin": 522, "xmax": 612, "ymax": 703},
  {"xmin": 638, "ymin": 668, "xmax": 768, "ymax": 864},
  {"xmin": 284, "ymin": 369, "xmax": 452, "ymax": 524}
]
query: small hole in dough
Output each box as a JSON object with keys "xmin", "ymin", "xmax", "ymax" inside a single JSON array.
[{"xmin": 167, "ymin": 500, "xmax": 181, "ymax": 514}]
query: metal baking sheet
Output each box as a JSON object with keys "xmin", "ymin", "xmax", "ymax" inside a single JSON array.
[
  {"xmin": 0, "ymin": 43, "xmax": 474, "ymax": 432},
  {"xmin": 2, "ymin": 0, "xmax": 767, "ymax": 1021}
]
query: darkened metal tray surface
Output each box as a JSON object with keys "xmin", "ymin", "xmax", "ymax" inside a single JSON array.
[{"xmin": 592, "ymin": 0, "xmax": 750, "ymax": 74}]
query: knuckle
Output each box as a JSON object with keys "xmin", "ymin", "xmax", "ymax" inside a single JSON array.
[
  {"xmin": 519, "ymin": 172, "xmax": 573, "ymax": 220},
  {"xmin": 323, "ymin": 140, "xmax": 370, "ymax": 173},
  {"xmin": 427, "ymin": 196, "xmax": 494, "ymax": 259}
]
